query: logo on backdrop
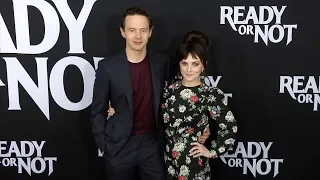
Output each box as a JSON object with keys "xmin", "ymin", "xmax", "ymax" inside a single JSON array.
[
  {"xmin": 0, "ymin": 0, "xmax": 103, "ymax": 120},
  {"xmin": 220, "ymin": 142, "xmax": 283, "ymax": 178},
  {"xmin": 220, "ymin": 6, "xmax": 297, "ymax": 45},
  {"xmin": 279, "ymin": 76, "xmax": 320, "ymax": 111},
  {"xmin": 0, "ymin": 141, "xmax": 57, "ymax": 176}
]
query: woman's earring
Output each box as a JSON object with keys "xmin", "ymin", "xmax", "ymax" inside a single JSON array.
[
  {"xmin": 177, "ymin": 72, "xmax": 182, "ymax": 80},
  {"xmin": 200, "ymin": 69, "xmax": 205, "ymax": 80}
]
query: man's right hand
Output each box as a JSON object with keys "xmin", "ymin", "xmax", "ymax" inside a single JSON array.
[{"xmin": 107, "ymin": 106, "xmax": 115, "ymax": 117}]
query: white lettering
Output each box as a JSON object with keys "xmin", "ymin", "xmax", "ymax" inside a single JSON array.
[
  {"xmin": 52, "ymin": 0, "xmax": 97, "ymax": 53},
  {"xmin": 0, "ymin": 13, "xmax": 17, "ymax": 52},
  {"xmin": 49, "ymin": 56, "xmax": 95, "ymax": 111},
  {"xmin": 220, "ymin": 6, "xmax": 296, "ymax": 45},
  {"xmin": 314, "ymin": 94, "xmax": 320, "ymax": 111},
  {"xmin": 11, "ymin": 0, "xmax": 60, "ymax": 54},
  {"xmin": 4, "ymin": 57, "xmax": 50, "ymax": 119},
  {"xmin": 17, "ymin": 157, "xmax": 57, "ymax": 176},
  {"xmin": 279, "ymin": 76, "xmax": 296, "ymax": 99}
]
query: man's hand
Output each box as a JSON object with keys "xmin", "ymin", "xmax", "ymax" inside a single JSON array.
[
  {"xmin": 107, "ymin": 107, "xmax": 115, "ymax": 117},
  {"xmin": 198, "ymin": 127, "xmax": 210, "ymax": 144}
]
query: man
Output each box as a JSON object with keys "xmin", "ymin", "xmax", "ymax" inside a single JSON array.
[{"xmin": 90, "ymin": 7, "xmax": 209, "ymax": 180}]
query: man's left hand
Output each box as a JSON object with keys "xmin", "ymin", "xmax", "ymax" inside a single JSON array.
[{"xmin": 198, "ymin": 127, "xmax": 210, "ymax": 144}]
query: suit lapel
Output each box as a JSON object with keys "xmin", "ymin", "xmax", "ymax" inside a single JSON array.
[
  {"xmin": 148, "ymin": 51, "xmax": 161, "ymax": 123},
  {"xmin": 119, "ymin": 52, "xmax": 134, "ymax": 113}
]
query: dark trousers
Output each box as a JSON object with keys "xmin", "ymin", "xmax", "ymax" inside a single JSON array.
[{"xmin": 105, "ymin": 132, "xmax": 165, "ymax": 180}]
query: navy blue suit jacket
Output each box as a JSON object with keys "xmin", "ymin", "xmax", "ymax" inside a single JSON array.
[{"xmin": 90, "ymin": 50, "xmax": 170, "ymax": 156}]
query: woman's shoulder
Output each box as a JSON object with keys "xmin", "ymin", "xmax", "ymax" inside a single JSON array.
[
  {"xmin": 164, "ymin": 79, "xmax": 181, "ymax": 89},
  {"xmin": 200, "ymin": 83, "xmax": 225, "ymax": 95},
  {"xmin": 162, "ymin": 80, "xmax": 181, "ymax": 98}
]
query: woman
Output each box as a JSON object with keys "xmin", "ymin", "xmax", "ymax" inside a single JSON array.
[{"xmin": 162, "ymin": 33, "xmax": 237, "ymax": 180}]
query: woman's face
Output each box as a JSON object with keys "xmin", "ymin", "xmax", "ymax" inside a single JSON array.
[{"xmin": 179, "ymin": 54, "xmax": 204, "ymax": 83}]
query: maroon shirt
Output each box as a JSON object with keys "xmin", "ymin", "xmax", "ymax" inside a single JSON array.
[{"xmin": 128, "ymin": 55, "xmax": 156, "ymax": 134}]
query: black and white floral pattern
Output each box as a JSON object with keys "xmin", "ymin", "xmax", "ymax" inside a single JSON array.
[{"xmin": 161, "ymin": 80, "xmax": 237, "ymax": 180}]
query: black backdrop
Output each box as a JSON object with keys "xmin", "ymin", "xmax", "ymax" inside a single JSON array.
[{"xmin": 0, "ymin": 0, "xmax": 319, "ymax": 179}]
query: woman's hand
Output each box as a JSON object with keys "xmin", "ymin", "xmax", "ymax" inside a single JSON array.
[{"xmin": 189, "ymin": 142, "xmax": 213, "ymax": 158}]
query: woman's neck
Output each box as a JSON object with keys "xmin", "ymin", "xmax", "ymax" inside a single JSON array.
[{"xmin": 181, "ymin": 79, "xmax": 201, "ymax": 87}]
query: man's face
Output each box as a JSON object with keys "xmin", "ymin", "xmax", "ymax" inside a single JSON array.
[{"xmin": 120, "ymin": 15, "xmax": 152, "ymax": 52}]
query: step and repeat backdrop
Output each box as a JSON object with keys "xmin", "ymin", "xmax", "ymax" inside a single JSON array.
[{"xmin": 0, "ymin": 0, "xmax": 319, "ymax": 179}]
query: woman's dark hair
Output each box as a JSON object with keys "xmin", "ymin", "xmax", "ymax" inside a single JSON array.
[
  {"xmin": 177, "ymin": 31, "xmax": 209, "ymax": 69},
  {"xmin": 182, "ymin": 30, "xmax": 210, "ymax": 51}
]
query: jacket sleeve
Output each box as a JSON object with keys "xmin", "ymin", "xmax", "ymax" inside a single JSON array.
[{"xmin": 90, "ymin": 60, "xmax": 110, "ymax": 152}]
